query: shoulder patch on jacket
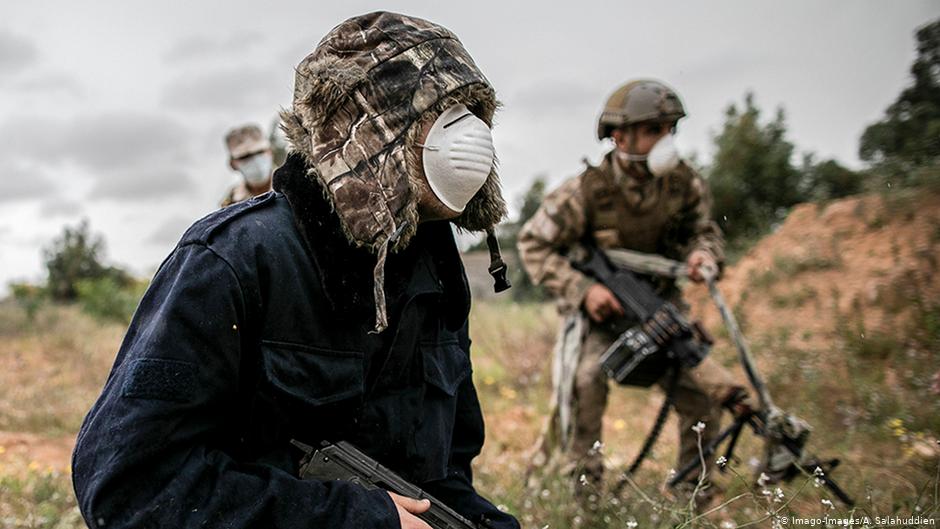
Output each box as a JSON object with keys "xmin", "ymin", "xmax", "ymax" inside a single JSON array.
[{"xmin": 122, "ymin": 358, "xmax": 197, "ymax": 403}]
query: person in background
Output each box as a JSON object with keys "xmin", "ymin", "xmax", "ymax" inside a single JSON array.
[
  {"xmin": 518, "ymin": 79, "xmax": 755, "ymax": 506},
  {"xmin": 221, "ymin": 123, "xmax": 274, "ymax": 207}
]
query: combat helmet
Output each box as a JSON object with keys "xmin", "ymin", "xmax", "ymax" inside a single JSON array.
[{"xmin": 597, "ymin": 79, "xmax": 686, "ymax": 140}]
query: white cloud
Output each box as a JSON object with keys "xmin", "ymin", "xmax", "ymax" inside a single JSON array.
[
  {"xmin": 39, "ymin": 198, "xmax": 84, "ymax": 217},
  {"xmin": 1, "ymin": 164, "xmax": 55, "ymax": 202},
  {"xmin": 146, "ymin": 215, "xmax": 194, "ymax": 246},
  {"xmin": 0, "ymin": 30, "xmax": 39, "ymax": 78},
  {"xmin": 0, "ymin": 112, "xmax": 195, "ymax": 200},
  {"xmin": 161, "ymin": 67, "xmax": 289, "ymax": 114},
  {"xmin": 163, "ymin": 32, "xmax": 266, "ymax": 64}
]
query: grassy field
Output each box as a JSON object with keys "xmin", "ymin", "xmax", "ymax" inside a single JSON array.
[{"xmin": 0, "ymin": 294, "xmax": 937, "ymax": 528}]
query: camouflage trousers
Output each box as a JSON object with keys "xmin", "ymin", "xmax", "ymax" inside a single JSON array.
[{"xmin": 568, "ymin": 317, "xmax": 742, "ymax": 486}]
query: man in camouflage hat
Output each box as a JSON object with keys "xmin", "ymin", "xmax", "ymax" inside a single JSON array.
[
  {"xmin": 518, "ymin": 79, "xmax": 753, "ymax": 501},
  {"xmin": 220, "ymin": 123, "xmax": 274, "ymax": 207},
  {"xmin": 73, "ymin": 12, "xmax": 518, "ymax": 529}
]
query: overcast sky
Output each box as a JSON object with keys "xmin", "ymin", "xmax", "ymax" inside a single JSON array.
[{"xmin": 1, "ymin": 1, "xmax": 938, "ymax": 293}]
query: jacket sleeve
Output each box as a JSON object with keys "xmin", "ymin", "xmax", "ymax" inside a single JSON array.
[
  {"xmin": 421, "ymin": 329, "xmax": 521, "ymax": 529},
  {"xmin": 516, "ymin": 177, "xmax": 594, "ymax": 311},
  {"xmin": 672, "ymin": 165, "xmax": 726, "ymax": 265},
  {"xmin": 71, "ymin": 242, "xmax": 398, "ymax": 529}
]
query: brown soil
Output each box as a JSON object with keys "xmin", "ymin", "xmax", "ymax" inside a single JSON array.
[
  {"xmin": 686, "ymin": 190, "xmax": 940, "ymax": 367},
  {"xmin": 0, "ymin": 431, "xmax": 75, "ymax": 473}
]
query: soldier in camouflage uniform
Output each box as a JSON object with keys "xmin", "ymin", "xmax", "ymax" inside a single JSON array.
[
  {"xmin": 518, "ymin": 80, "xmax": 752, "ymax": 498},
  {"xmin": 220, "ymin": 124, "xmax": 274, "ymax": 207}
]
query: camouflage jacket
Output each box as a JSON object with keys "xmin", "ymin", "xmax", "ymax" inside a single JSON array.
[{"xmin": 517, "ymin": 151, "xmax": 724, "ymax": 312}]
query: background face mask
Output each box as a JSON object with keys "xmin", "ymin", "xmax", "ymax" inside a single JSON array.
[
  {"xmin": 237, "ymin": 152, "xmax": 273, "ymax": 185},
  {"xmin": 420, "ymin": 104, "xmax": 495, "ymax": 213},
  {"xmin": 646, "ymin": 134, "xmax": 681, "ymax": 177}
]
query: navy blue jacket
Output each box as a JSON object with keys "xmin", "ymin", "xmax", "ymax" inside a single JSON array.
[{"xmin": 72, "ymin": 155, "xmax": 519, "ymax": 529}]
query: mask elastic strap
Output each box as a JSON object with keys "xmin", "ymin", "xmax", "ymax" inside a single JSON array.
[{"xmin": 486, "ymin": 228, "xmax": 511, "ymax": 293}]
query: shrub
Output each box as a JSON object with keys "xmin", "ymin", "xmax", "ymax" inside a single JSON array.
[{"xmin": 75, "ymin": 276, "xmax": 147, "ymax": 325}]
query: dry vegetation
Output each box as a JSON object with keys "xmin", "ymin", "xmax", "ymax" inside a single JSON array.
[{"xmin": 1, "ymin": 191, "xmax": 939, "ymax": 527}]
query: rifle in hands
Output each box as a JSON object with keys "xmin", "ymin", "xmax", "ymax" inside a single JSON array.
[{"xmin": 294, "ymin": 440, "xmax": 481, "ymax": 529}]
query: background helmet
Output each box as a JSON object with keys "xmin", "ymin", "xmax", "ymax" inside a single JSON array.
[{"xmin": 597, "ymin": 79, "xmax": 686, "ymax": 140}]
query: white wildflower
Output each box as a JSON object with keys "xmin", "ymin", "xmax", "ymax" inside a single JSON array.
[
  {"xmin": 821, "ymin": 498, "xmax": 834, "ymax": 510},
  {"xmin": 692, "ymin": 421, "xmax": 706, "ymax": 433},
  {"xmin": 813, "ymin": 466, "xmax": 825, "ymax": 477},
  {"xmin": 773, "ymin": 487, "xmax": 784, "ymax": 503},
  {"xmin": 757, "ymin": 472, "xmax": 770, "ymax": 487},
  {"xmin": 626, "ymin": 520, "xmax": 638, "ymax": 529},
  {"xmin": 579, "ymin": 474, "xmax": 589, "ymax": 486},
  {"xmin": 716, "ymin": 456, "xmax": 728, "ymax": 467},
  {"xmin": 591, "ymin": 440, "xmax": 604, "ymax": 452}
]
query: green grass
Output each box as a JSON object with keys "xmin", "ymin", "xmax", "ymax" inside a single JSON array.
[
  {"xmin": 772, "ymin": 252, "xmax": 842, "ymax": 277},
  {"xmin": 770, "ymin": 286, "xmax": 818, "ymax": 309},
  {"xmin": 0, "ymin": 467, "xmax": 82, "ymax": 529}
]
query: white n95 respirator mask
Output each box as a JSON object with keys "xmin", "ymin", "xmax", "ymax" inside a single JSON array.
[
  {"xmin": 646, "ymin": 134, "xmax": 681, "ymax": 177},
  {"xmin": 238, "ymin": 152, "xmax": 274, "ymax": 185},
  {"xmin": 418, "ymin": 104, "xmax": 495, "ymax": 213}
]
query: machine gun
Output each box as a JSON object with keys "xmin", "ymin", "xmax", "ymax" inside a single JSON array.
[
  {"xmin": 570, "ymin": 244, "xmax": 712, "ymax": 386},
  {"xmin": 598, "ymin": 248, "xmax": 854, "ymax": 506},
  {"xmin": 293, "ymin": 440, "xmax": 482, "ymax": 529}
]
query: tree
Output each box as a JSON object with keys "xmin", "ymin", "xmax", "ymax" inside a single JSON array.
[
  {"xmin": 708, "ymin": 92, "xmax": 805, "ymax": 243},
  {"xmin": 42, "ymin": 220, "xmax": 129, "ymax": 301},
  {"xmin": 508, "ymin": 176, "xmax": 548, "ymax": 301},
  {"xmin": 800, "ymin": 155, "xmax": 864, "ymax": 200},
  {"xmin": 518, "ymin": 177, "xmax": 547, "ymax": 227},
  {"xmin": 859, "ymin": 18, "xmax": 940, "ymax": 182}
]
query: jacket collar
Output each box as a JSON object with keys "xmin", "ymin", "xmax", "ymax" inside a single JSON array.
[{"xmin": 273, "ymin": 153, "xmax": 470, "ymax": 330}]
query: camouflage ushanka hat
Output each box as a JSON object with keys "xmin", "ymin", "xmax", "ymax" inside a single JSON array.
[{"xmin": 281, "ymin": 11, "xmax": 506, "ymax": 253}]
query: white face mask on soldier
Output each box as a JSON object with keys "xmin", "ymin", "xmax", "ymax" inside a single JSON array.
[
  {"xmin": 237, "ymin": 152, "xmax": 273, "ymax": 186},
  {"xmin": 646, "ymin": 134, "xmax": 681, "ymax": 177},
  {"xmin": 417, "ymin": 104, "xmax": 495, "ymax": 213}
]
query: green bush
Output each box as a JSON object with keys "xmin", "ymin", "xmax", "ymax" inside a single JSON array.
[
  {"xmin": 9, "ymin": 282, "xmax": 44, "ymax": 321},
  {"xmin": 75, "ymin": 276, "xmax": 147, "ymax": 325}
]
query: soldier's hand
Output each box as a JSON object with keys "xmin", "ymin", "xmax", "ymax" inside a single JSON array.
[
  {"xmin": 583, "ymin": 284, "xmax": 625, "ymax": 323},
  {"xmin": 723, "ymin": 388, "xmax": 756, "ymax": 418},
  {"xmin": 387, "ymin": 491, "xmax": 432, "ymax": 529},
  {"xmin": 687, "ymin": 250, "xmax": 717, "ymax": 283}
]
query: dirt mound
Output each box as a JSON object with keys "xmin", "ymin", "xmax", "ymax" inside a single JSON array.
[{"xmin": 687, "ymin": 190, "xmax": 940, "ymax": 359}]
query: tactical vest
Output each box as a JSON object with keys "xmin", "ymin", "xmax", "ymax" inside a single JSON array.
[{"xmin": 579, "ymin": 156, "xmax": 692, "ymax": 298}]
